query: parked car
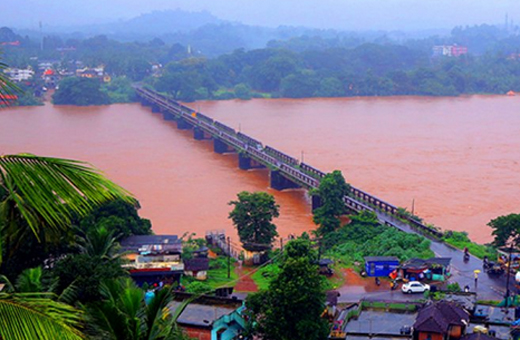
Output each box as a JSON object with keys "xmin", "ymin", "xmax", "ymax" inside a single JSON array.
[{"xmin": 401, "ymin": 282, "xmax": 430, "ymax": 294}]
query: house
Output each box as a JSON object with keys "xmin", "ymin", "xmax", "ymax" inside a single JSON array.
[
  {"xmin": 364, "ymin": 256, "xmax": 400, "ymax": 277},
  {"xmin": 169, "ymin": 294, "xmax": 247, "ymax": 340},
  {"xmin": 121, "ymin": 235, "xmax": 184, "ymax": 287},
  {"xmin": 432, "ymin": 45, "xmax": 468, "ymax": 58},
  {"xmin": 76, "ymin": 65, "xmax": 111, "ymax": 82},
  {"xmin": 184, "ymin": 257, "xmax": 210, "ymax": 280},
  {"xmin": 413, "ymin": 301, "xmax": 469, "ymax": 340}
]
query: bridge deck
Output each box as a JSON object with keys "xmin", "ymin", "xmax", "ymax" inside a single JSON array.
[{"xmin": 135, "ymin": 87, "xmax": 442, "ymax": 239}]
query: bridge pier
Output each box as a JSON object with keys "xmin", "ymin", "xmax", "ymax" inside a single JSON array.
[
  {"xmin": 163, "ymin": 112, "xmax": 176, "ymax": 121},
  {"xmin": 238, "ymin": 153, "xmax": 266, "ymax": 170},
  {"xmin": 311, "ymin": 195, "xmax": 322, "ymax": 211},
  {"xmin": 176, "ymin": 117, "xmax": 192, "ymax": 130},
  {"xmin": 151, "ymin": 104, "xmax": 161, "ymax": 113},
  {"xmin": 214, "ymin": 138, "xmax": 235, "ymax": 154},
  {"xmin": 270, "ymin": 170, "xmax": 300, "ymax": 191},
  {"xmin": 193, "ymin": 127, "xmax": 211, "ymax": 140}
]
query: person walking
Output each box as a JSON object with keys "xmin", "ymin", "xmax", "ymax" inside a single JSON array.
[{"xmin": 474, "ymin": 272, "xmax": 479, "ymax": 286}]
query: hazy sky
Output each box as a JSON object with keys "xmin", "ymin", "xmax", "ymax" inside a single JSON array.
[{"xmin": 2, "ymin": 0, "xmax": 519, "ymax": 31}]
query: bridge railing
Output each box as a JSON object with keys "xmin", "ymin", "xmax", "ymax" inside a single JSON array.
[
  {"xmin": 300, "ymin": 162, "xmax": 326, "ymax": 179},
  {"xmin": 265, "ymin": 146, "xmax": 300, "ymax": 167},
  {"xmin": 237, "ymin": 132, "xmax": 263, "ymax": 149}
]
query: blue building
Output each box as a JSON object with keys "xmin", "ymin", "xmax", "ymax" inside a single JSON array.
[{"xmin": 364, "ymin": 256, "xmax": 400, "ymax": 277}]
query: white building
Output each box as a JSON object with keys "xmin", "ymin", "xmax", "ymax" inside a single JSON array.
[{"xmin": 4, "ymin": 67, "xmax": 35, "ymax": 82}]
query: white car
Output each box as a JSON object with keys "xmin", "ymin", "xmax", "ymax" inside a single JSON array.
[{"xmin": 401, "ymin": 282, "xmax": 430, "ymax": 294}]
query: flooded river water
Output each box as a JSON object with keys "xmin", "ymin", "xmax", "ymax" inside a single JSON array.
[{"xmin": 1, "ymin": 95, "xmax": 519, "ymax": 244}]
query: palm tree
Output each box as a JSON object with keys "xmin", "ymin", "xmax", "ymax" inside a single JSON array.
[
  {"xmin": 0, "ymin": 292, "xmax": 85, "ymax": 340},
  {"xmin": 88, "ymin": 278, "xmax": 188, "ymax": 340},
  {"xmin": 0, "ymin": 154, "xmax": 132, "ymax": 264},
  {"xmin": 0, "ymin": 57, "xmax": 132, "ymax": 340}
]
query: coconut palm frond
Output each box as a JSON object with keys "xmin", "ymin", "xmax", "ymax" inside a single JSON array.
[
  {"xmin": 0, "ymin": 293, "xmax": 85, "ymax": 340},
  {"xmin": 0, "ymin": 154, "xmax": 133, "ymax": 238}
]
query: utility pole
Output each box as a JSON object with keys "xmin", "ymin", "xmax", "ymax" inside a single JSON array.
[
  {"xmin": 505, "ymin": 241, "xmax": 514, "ymax": 307},
  {"xmin": 227, "ymin": 237, "xmax": 231, "ymax": 279},
  {"xmin": 411, "ymin": 199, "xmax": 415, "ymax": 216}
]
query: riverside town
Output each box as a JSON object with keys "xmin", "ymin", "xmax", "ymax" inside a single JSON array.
[{"xmin": 1, "ymin": 2, "xmax": 520, "ymax": 340}]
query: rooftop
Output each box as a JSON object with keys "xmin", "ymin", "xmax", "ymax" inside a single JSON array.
[
  {"xmin": 414, "ymin": 301, "xmax": 469, "ymax": 333},
  {"xmin": 364, "ymin": 256, "xmax": 400, "ymax": 262},
  {"xmin": 121, "ymin": 235, "xmax": 181, "ymax": 253}
]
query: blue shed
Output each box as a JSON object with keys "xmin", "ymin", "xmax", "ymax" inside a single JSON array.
[{"xmin": 364, "ymin": 256, "xmax": 400, "ymax": 277}]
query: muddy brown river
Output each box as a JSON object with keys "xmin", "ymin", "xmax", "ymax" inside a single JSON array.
[{"xmin": 1, "ymin": 95, "xmax": 519, "ymax": 244}]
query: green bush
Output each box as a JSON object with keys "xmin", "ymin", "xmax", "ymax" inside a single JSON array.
[{"xmin": 442, "ymin": 231, "xmax": 496, "ymax": 260}]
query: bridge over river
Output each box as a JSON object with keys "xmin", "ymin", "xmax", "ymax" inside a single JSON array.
[{"xmin": 135, "ymin": 87, "xmax": 511, "ymax": 300}]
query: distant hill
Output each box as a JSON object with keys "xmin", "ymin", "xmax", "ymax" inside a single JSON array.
[{"xmin": 110, "ymin": 9, "xmax": 221, "ymax": 35}]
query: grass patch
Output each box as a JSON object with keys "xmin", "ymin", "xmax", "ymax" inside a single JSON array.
[
  {"xmin": 250, "ymin": 263, "xmax": 281, "ymax": 291},
  {"xmin": 442, "ymin": 231, "xmax": 497, "ymax": 260},
  {"xmin": 181, "ymin": 257, "xmax": 238, "ymax": 293}
]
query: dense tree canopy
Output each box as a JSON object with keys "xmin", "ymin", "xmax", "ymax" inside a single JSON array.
[
  {"xmin": 312, "ymin": 170, "xmax": 351, "ymax": 235},
  {"xmin": 489, "ymin": 213, "xmax": 520, "ymax": 248},
  {"xmin": 228, "ymin": 191, "xmax": 279, "ymax": 251},
  {"xmin": 53, "ymin": 77, "xmax": 110, "ymax": 106}
]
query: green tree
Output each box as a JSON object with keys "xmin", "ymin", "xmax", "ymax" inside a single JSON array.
[
  {"xmin": 246, "ymin": 237, "xmax": 328, "ymax": 340},
  {"xmin": 314, "ymin": 77, "xmax": 344, "ymax": 97},
  {"xmin": 52, "ymin": 226, "xmax": 126, "ymax": 303},
  {"xmin": 228, "ymin": 191, "xmax": 279, "ymax": 251},
  {"xmin": 312, "ymin": 170, "xmax": 350, "ymax": 235},
  {"xmin": 234, "ymin": 83, "xmax": 252, "ymax": 100},
  {"xmin": 53, "ymin": 77, "xmax": 110, "ymax": 106},
  {"xmin": 87, "ymin": 278, "xmax": 187, "ymax": 340},
  {"xmin": 489, "ymin": 213, "xmax": 520, "ymax": 247},
  {"xmin": 79, "ymin": 199, "xmax": 151, "ymax": 240}
]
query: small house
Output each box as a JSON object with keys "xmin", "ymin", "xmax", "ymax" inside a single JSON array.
[
  {"xmin": 184, "ymin": 257, "xmax": 210, "ymax": 280},
  {"xmin": 413, "ymin": 301, "xmax": 469, "ymax": 340},
  {"xmin": 364, "ymin": 256, "xmax": 400, "ymax": 277}
]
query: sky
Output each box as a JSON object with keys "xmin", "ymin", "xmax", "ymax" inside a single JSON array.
[{"xmin": 1, "ymin": 0, "xmax": 519, "ymax": 31}]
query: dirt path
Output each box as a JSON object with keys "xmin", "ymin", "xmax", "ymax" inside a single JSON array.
[{"xmin": 233, "ymin": 266, "xmax": 259, "ymax": 293}]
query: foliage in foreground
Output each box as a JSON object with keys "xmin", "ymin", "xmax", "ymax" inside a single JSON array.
[
  {"xmin": 0, "ymin": 292, "xmax": 84, "ymax": 340},
  {"xmin": 87, "ymin": 278, "xmax": 187, "ymax": 340}
]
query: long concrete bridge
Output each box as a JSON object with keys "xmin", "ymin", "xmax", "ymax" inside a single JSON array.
[{"xmin": 135, "ymin": 87, "xmax": 443, "ymax": 240}]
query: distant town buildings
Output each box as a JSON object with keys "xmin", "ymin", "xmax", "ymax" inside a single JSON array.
[
  {"xmin": 76, "ymin": 65, "xmax": 111, "ymax": 83},
  {"xmin": 432, "ymin": 45, "xmax": 468, "ymax": 57},
  {"xmin": 3, "ymin": 67, "xmax": 34, "ymax": 82}
]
